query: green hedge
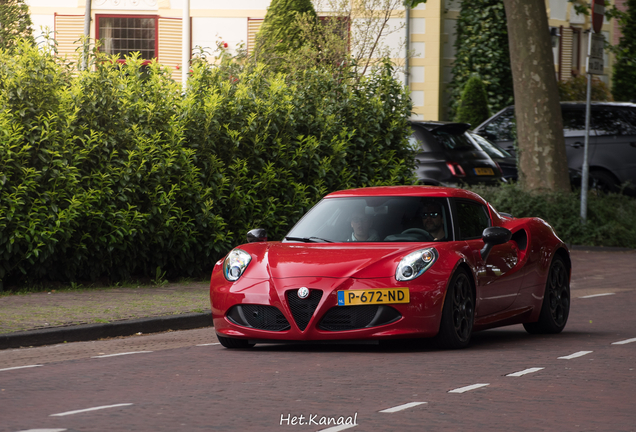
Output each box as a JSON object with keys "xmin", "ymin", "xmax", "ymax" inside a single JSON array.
[
  {"xmin": 0, "ymin": 43, "xmax": 414, "ymax": 288},
  {"xmin": 468, "ymin": 184, "xmax": 636, "ymax": 248}
]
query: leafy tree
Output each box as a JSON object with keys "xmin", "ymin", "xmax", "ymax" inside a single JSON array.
[
  {"xmin": 449, "ymin": 0, "xmax": 513, "ymax": 118},
  {"xmin": 455, "ymin": 75, "xmax": 491, "ymax": 127},
  {"xmin": 612, "ymin": 0, "xmax": 636, "ymax": 101},
  {"xmin": 0, "ymin": 0, "xmax": 34, "ymax": 52}
]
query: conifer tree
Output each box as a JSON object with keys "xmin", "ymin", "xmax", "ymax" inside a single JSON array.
[
  {"xmin": 0, "ymin": 0, "xmax": 34, "ymax": 52},
  {"xmin": 612, "ymin": 0, "xmax": 636, "ymax": 101},
  {"xmin": 454, "ymin": 76, "xmax": 491, "ymax": 127},
  {"xmin": 256, "ymin": 0, "xmax": 317, "ymax": 58}
]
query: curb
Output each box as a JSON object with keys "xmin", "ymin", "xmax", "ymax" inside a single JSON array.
[
  {"xmin": 569, "ymin": 245, "xmax": 635, "ymax": 252},
  {"xmin": 0, "ymin": 312, "xmax": 213, "ymax": 350}
]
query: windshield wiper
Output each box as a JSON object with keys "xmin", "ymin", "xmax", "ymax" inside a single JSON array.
[{"xmin": 284, "ymin": 236, "xmax": 334, "ymax": 243}]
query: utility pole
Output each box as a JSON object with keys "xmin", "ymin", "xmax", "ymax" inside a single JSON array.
[
  {"xmin": 182, "ymin": 0, "xmax": 190, "ymax": 91},
  {"xmin": 82, "ymin": 0, "xmax": 92, "ymax": 70}
]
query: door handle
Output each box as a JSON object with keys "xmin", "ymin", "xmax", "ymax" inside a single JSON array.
[
  {"xmin": 569, "ymin": 142, "xmax": 583, "ymax": 149},
  {"xmin": 630, "ymin": 142, "xmax": 636, "ymax": 148}
]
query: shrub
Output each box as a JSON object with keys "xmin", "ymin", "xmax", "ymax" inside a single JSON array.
[{"xmin": 558, "ymin": 75, "xmax": 613, "ymax": 102}]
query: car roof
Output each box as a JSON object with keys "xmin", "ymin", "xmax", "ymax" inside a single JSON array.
[
  {"xmin": 497, "ymin": 101, "xmax": 636, "ymax": 110},
  {"xmin": 325, "ymin": 185, "xmax": 488, "ymax": 204},
  {"xmin": 410, "ymin": 121, "xmax": 472, "ymax": 133}
]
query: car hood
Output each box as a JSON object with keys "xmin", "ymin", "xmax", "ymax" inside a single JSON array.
[{"xmin": 241, "ymin": 242, "xmax": 432, "ymax": 280}]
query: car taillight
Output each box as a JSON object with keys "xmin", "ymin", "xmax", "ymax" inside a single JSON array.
[
  {"xmin": 494, "ymin": 161, "xmax": 502, "ymax": 174},
  {"xmin": 446, "ymin": 162, "xmax": 466, "ymax": 177}
]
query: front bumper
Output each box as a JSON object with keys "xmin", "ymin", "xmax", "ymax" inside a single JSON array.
[{"xmin": 210, "ymin": 273, "xmax": 446, "ymax": 342}]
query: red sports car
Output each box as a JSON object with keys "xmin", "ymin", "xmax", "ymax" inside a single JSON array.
[{"xmin": 210, "ymin": 186, "xmax": 571, "ymax": 349}]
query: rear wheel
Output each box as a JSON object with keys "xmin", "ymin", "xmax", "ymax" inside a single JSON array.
[
  {"xmin": 523, "ymin": 256, "xmax": 570, "ymax": 334},
  {"xmin": 217, "ymin": 335, "xmax": 255, "ymax": 349},
  {"xmin": 590, "ymin": 170, "xmax": 619, "ymax": 195},
  {"xmin": 435, "ymin": 269, "xmax": 474, "ymax": 349}
]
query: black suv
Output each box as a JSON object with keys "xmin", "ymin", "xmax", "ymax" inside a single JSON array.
[
  {"xmin": 474, "ymin": 102, "xmax": 636, "ymax": 193},
  {"xmin": 410, "ymin": 121, "xmax": 504, "ymax": 186}
]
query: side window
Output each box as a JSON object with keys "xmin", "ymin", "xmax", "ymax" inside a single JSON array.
[
  {"xmin": 618, "ymin": 108, "xmax": 636, "ymax": 134},
  {"xmin": 561, "ymin": 108, "xmax": 587, "ymax": 137},
  {"xmin": 592, "ymin": 108, "xmax": 636, "ymax": 136},
  {"xmin": 409, "ymin": 128, "xmax": 434, "ymax": 152},
  {"xmin": 455, "ymin": 200, "xmax": 490, "ymax": 240},
  {"xmin": 483, "ymin": 109, "xmax": 516, "ymax": 141}
]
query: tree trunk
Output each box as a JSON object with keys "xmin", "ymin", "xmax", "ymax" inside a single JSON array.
[{"xmin": 502, "ymin": 0, "xmax": 570, "ymax": 192}]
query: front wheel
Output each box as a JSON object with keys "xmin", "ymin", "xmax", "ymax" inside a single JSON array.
[
  {"xmin": 435, "ymin": 269, "xmax": 474, "ymax": 349},
  {"xmin": 523, "ymin": 256, "xmax": 570, "ymax": 334},
  {"xmin": 217, "ymin": 335, "xmax": 255, "ymax": 349}
]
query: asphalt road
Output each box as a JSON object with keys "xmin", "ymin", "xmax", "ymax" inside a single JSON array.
[{"xmin": 1, "ymin": 250, "xmax": 634, "ymax": 432}]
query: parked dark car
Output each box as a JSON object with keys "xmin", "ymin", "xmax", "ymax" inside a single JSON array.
[
  {"xmin": 474, "ymin": 102, "xmax": 636, "ymax": 193},
  {"xmin": 410, "ymin": 121, "xmax": 505, "ymax": 186},
  {"xmin": 468, "ymin": 132, "xmax": 517, "ymax": 181}
]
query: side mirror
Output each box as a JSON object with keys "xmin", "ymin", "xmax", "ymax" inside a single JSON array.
[
  {"xmin": 480, "ymin": 226, "xmax": 512, "ymax": 261},
  {"xmin": 247, "ymin": 228, "xmax": 267, "ymax": 243}
]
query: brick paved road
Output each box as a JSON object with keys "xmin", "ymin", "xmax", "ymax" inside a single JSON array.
[{"xmin": 1, "ymin": 250, "xmax": 634, "ymax": 432}]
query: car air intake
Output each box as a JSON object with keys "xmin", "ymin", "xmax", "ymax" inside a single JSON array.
[
  {"xmin": 318, "ymin": 305, "xmax": 402, "ymax": 331},
  {"xmin": 226, "ymin": 305, "xmax": 291, "ymax": 331},
  {"xmin": 286, "ymin": 289, "xmax": 323, "ymax": 331}
]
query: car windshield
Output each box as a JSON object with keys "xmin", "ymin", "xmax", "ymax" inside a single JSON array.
[
  {"xmin": 285, "ymin": 196, "xmax": 452, "ymax": 243},
  {"xmin": 470, "ymin": 133, "xmax": 512, "ymax": 158},
  {"xmin": 431, "ymin": 130, "xmax": 479, "ymax": 151}
]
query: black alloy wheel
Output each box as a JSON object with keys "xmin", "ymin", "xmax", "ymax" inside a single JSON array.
[
  {"xmin": 217, "ymin": 335, "xmax": 255, "ymax": 349},
  {"xmin": 524, "ymin": 256, "xmax": 570, "ymax": 334},
  {"xmin": 435, "ymin": 270, "xmax": 474, "ymax": 349}
]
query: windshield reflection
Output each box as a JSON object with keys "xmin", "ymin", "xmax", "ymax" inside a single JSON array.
[{"xmin": 285, "ymin": 197, "xmax": 452, "ymax": 243}]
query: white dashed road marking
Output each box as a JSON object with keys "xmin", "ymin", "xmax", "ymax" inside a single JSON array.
[
  {"xmin": 16, "ymin": 429, "xmax": 67, "ymax": 432},
  {"xmin": 448, "ymin": 383, "xmax": 490, "ymax": 393},
  {"xmin": 316, "ymin": 425, "xmax": 357, "ymax": 432},
  {"xmin": 0, "ymin": 365, "xmax": 42, "ymax": 372},
  {"xmin": 612, "ymin": 337, "xmax": 636, "ymax": 345},
  {"xmin": 506, "ymin": 367, "xmax": 544, "ymax": 377},
  {"xmin": 379, "ymin": 402, "xmax": 427, "ymax": 413},
  {"xmin": 558, "ymin": 351, "xmax": 593, "ymax": 360},
  {"xmin": 50, "ymin": 403, "xmax": 133, "ymax": 417},
  {"xmin": 196, "ymin": 343, "xmax": 221, "ymax": 346},
  {"xmin": 579, "ymin": 293, "xmax": 615, "ymax": 299},
  {"xmin": 91, "ymin": 351, "xmax": 152, "ymax": 358}
]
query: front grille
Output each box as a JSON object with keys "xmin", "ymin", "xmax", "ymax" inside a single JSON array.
[
  {"xmin": 227, "ymin": 305, "xmax": 291, "ymax": 331},
  {"xmin": 319, "ymin": 305, "xmax": 402, "ymax": 331},
  {"xmin": 286, "ymin": 289, "xmax": 323, "ymax": 331}
]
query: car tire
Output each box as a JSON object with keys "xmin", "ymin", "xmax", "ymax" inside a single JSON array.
[
  {"xmin": 435, "ymin": 269, "xmax": 474, "ymax": 349},
  {"xmin": 523, "ymin": 255, "xmax": 570, "ymax": 335},
  {"xmin": 217, "ymin": 335, "xmax": 255, "ymax": 349},
  {"xmin": 590, "ymin": 170, "xmax": 619, "ymax": 194}
]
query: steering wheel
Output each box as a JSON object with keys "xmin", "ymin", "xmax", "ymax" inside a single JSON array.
[{"xmin": 401, "ymin": 228, "xmax": 434, "ymax": 241}]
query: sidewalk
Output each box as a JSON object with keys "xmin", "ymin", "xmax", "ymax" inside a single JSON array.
[
  {"xmin": 0, "ymin": 281, "xmax": 212, "ymax": 349},
  {"xmin": 1, "ymin": 248, "xmax": 634, "ymax": 350}
]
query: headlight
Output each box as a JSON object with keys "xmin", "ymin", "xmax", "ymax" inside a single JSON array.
[
  {"xmin": 396, "ymin": 248, "xmax": 438, "ymax": 281},
  {"xmin": 223, "ymin": 249, "xmax": 252, "ymax": 281}
]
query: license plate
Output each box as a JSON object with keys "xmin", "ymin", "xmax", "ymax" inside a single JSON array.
[
  {"xmin": 337, "ymin": 288, "xmax": 410, "ymax": 306},
  {"xmin": 474, "ymin": 167, "xmax": 494, "ymax": 176}
]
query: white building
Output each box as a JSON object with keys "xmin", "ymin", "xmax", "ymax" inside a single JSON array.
[{"xmin": 26, "ymin": 0, "xmax": 618, "ymax": 120}]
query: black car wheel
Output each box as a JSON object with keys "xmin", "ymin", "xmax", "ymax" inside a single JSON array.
[
  {"xmin": 523, "ymin": 256, "xmax": 570, "ymax": 334},
  {"xmin": 590, "ymin": 170, "xmax": 619, "ymax": 194},
  {"xmin": 435, "ymin": 269, "xmax": 474, "ymax": 349},
  {"xmin": 217, "ymin": 335, "xmax": 255, "ymax": 349}
]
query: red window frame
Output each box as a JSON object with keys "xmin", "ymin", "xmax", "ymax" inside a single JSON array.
[{"xmin": 95, "ymin": 14, "xmax": 159, "ymax": 64}]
